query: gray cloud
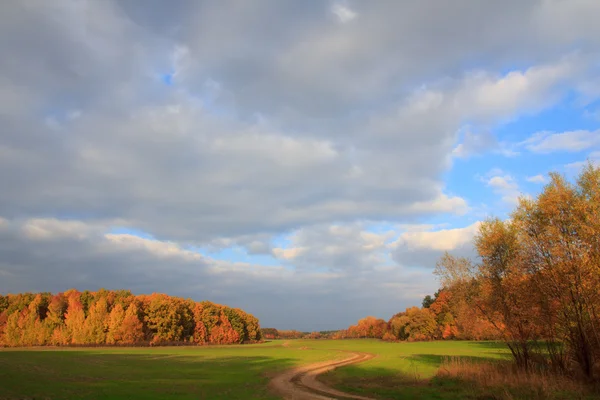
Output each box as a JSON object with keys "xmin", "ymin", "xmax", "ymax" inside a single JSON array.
[
  {"xmin": 0, "ymin": 218, "xmax": 436, "ymax": 330},
  {"xmin": 272, "ymin": 223, "xmax": 394, "ymax": 272},
  {"xmin": 1, "ymin": 1, "xmax": 597, "ymax": 241}
]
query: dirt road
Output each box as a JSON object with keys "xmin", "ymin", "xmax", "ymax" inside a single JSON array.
[{"xmin": 269, "ymin": 351, "xmax": 376, "ymax": 400}]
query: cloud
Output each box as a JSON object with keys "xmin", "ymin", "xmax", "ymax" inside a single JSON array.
[
  {"xmin": 393, "ymin": 222, "xmax": 481, "ymax": 252},
  {"xmin": 526, "ymin": 174, "xmax": 548, "ymax": 184},
  {"xmin": 331, "ymin": 2, "xmax": 357, "ymax": 23},
  {"xmin": 453, "ymin": 130, "xmax": 498, "ymax": 158},
  {"xmin": 272, "ymin": 223, "xmax": 393, "ymax": 272},
  {"xmin": 564, "ymin": 151, "xmax": 600, "ymax": 172},
  {"xmin": 522, "ymin": 130, "xmax": 600, "ymax": 153},
  {"xmin": 0, "ymin": 217, "xmax": 436, "ymax": 330},
  {"xmin": 456, "ymin": 58, "xmax": 578, "ymax": 122},
  {"xmin": 0, "ymin": 1, "xmax": 594, "ymax": 245},
  {"xmin": 485, "ymin": 172, "xmax": 521, "ymax": 205},
  {"xmin": 391, "ymin": 222, "xmax": 480, "ymax": 269}
]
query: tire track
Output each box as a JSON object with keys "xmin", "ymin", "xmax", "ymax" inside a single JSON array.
[{"xmin": 269, "ymin": 351, "xmax": 376, "ymax": 400}]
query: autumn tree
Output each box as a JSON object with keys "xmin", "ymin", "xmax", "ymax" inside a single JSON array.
[
  {"xmin": 434, "ymin": 164, "xmax": 600, "ymax": 379},
  {"xmin": 277, "ymin": 330, "xmax": 304, "ymax": 339},
  {"xmin": 347, "ymin": 316, "xmax": 387, "ymax": 338},
  {"xmin": 434, "ymin": 252, "xmax": 503, "ymax": 341},
  {"xmin": 46, "ymin": 293, "xmax": 69, "ymax": 345},
  {"xmin": 306, "ymin": 331, "xmax": 322, "ymax": 339},
  {"xmin": 222, "ymin": 307, "xmax": 245, "ymax": 344},
  {"xmin": 260, "ymin": 328, "xmax": 279, "ymax": 340},
  {"xmin": 3, "ymin": 310, "xmax": 21, "ymax": 346},
  {"xmin": 429, "ymin": 290, "xmax": 458, "ymax": 339},
  {"xmin": 0, "ymin": 295, "xmax": 7, "ymax": 314},
  {"xmin": 0, "ymin": 289, "xmax": 261, "ymax": 347},
  {"xmin": 388, "ymin": 307, "xmax": 437, "ymax": 341},
  {"xmin": 474, "ymin": 218, "xmax": 540, "ymax": 369},
  {"xmin": 512, "ymin": 165, "xmax": 600, "ymax": 378},
  {"xmin": 120, "ymin": 302, "xmax": 144, "ymax": 344},
  {"xmin": 83, "ymin": 297, "xmax": 109, "ymax": 344},
  {"xmin": 236, "ymin": 308, "xmax": 261, "ymax": 342},
  {"xmin": 145, "ymin": 294, "xmax": 193, "ymax": 344},
  {"xmin": 106, "ymin": 303, "xmax": 126, "ymax": 344},
  {"xmin": 192, "ymin": 303, "xmax": 209, "ymax": 344},
  {"xmin": 64, "ymin": 292, "xmax": 86, "ymax": 344},
  {"xmin": 209, "ymin": 313, "xmax": 240, "ymax": 344}
]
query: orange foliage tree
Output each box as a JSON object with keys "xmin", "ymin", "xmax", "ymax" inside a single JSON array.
[
  {"xmin": 0, "ymin": 289, "xmax": 261, "ymax": 347},
  {"xmin": 434, "ymin": 164, "xmax": 600, "ymax": 379}
]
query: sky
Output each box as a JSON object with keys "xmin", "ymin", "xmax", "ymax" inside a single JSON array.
[{"xmin": 0, "ymin": 0, "xmax": 599, "ymax": 331}]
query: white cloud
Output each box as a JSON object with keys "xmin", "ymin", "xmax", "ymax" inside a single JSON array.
[
  {"xmin": 331, "ymin": 2, "xmax": 357, "ymax": 23},
  {"xmin": 526, "ymin": 174, "xmax": 548, "ymax": 184},
  {"xmin": 456, "ymin": 58, "xmax": 577, "ymax": 122},
  {"xmin": 407, "ymin": 193, "xmax": 469, "ymax": 215},
  {"xmin": 392, "ymin": 222, "xmax": 480, "ymax": 252},
  {"xmin": 488, "ymin": 175, "xmax": 516, "ymax": 191},
  {"xmin": 485, "ymin": 172, "xmax": 521, "ymax": 205},
  {"xmin": 272, "ymin": 247, "xmax": 305, "ymax": 260},
  {"xmin": 391, "ymin": 222, "xmax": 480, "ymax": 269},
  {"xmin": 565, "ymin": 151, "xmax": 600, "ymax": 171},
  {"xmin": 522, "ymin": 130, "xmax": 600, "ymax": 153},
  {"xmin": 104, "ymin": 233, "xmax": 203, "ymax": 261}
]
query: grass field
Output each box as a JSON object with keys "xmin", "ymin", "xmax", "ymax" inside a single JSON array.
[{"xmin": 0, "ymin": 339, "xmax": 592, "ymax": 399}]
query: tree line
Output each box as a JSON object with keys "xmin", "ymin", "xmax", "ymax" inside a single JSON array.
[
  {"xmin": 260, "ymin": 328, "xmax": 340, "ymax": 340},
  {"xmin": 333, "ymin": 288, "xmax": 499, "ymax": 342},
  {"xmin": 0, "ymin": 289, "xmax": 261, "ymax": 346},
  {"xmin": 337, "ymin": 164, "xmax": 600, "ymax": 381}
]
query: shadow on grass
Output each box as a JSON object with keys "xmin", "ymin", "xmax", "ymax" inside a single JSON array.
[
  {"xmin": 408, "ymin": 353, "xmax": 498, "ymax": 369},
  {"xmin": 0, "ymin": 350, "xmax": 296, "ymax": 400},
  {"xmin": 319, "ymin": 364, "xmax": 497, "ymax": 400},
  {"xmin": 320, "ymin": 351, "xmax": 597, "ymax": 400},
  {"xmin": 468, "ymin": 341, "xmax": 508, "ymax": 350}
]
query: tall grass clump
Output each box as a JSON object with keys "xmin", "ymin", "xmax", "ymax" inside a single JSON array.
[{"xmin": 436, "ymin": 357, "xmax": 597, "ymax": 400}]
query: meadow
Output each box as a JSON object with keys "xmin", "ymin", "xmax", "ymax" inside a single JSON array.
[{"xmin": 2, "ymin": 339, "xmax": 586, "ymax": 400}]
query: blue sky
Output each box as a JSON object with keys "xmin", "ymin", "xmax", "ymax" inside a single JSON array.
[{"xmin": 0, "ymin": 0, "xmax": 599, "ymax": 330}]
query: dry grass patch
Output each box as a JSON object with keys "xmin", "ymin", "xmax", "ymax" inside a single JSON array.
[{"xmin": 436, "ymin": 357, "xmax": 596, "ymax": 400}]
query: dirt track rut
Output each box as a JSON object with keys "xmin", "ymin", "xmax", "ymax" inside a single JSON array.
[{"xmin": 269, "ymin": 351, "xmax": 376, "ymax": 400}]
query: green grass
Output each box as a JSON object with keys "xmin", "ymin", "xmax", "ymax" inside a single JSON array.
[
  {"xmin": 311, "ymin": 340, "xmax": 512, "ymax": 400},
  {"xmin": 0, "ymin": 340, "xmax": 594, "ymax": 399},
  {"xmin": 0, "ymin": 341, "xmax": 340, "ymax": 400}
]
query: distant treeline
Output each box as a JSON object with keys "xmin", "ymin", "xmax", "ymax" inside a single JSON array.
[
  {"xmin": 333, "ymin": 288, "xmax": 499, "ymax": 342},
  {"xmin": 260, "ymin": 328, "xmax": 341, "ymax": 340},
  {"xmin": 263, "ymin": 289, "xmax": 498, "ymax": 343},
  {"xmin": 0, "ymin": 289, "xmax": 261, "ymax": 347}
]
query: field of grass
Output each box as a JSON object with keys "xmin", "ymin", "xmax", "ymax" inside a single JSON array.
[
  {"xmin": 0, "ymin": 341, "xmax": 342, "ymax": 400},
  {"xmin": 0, "ymin": 339, "xmax": 594, "ymax": 399}
]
